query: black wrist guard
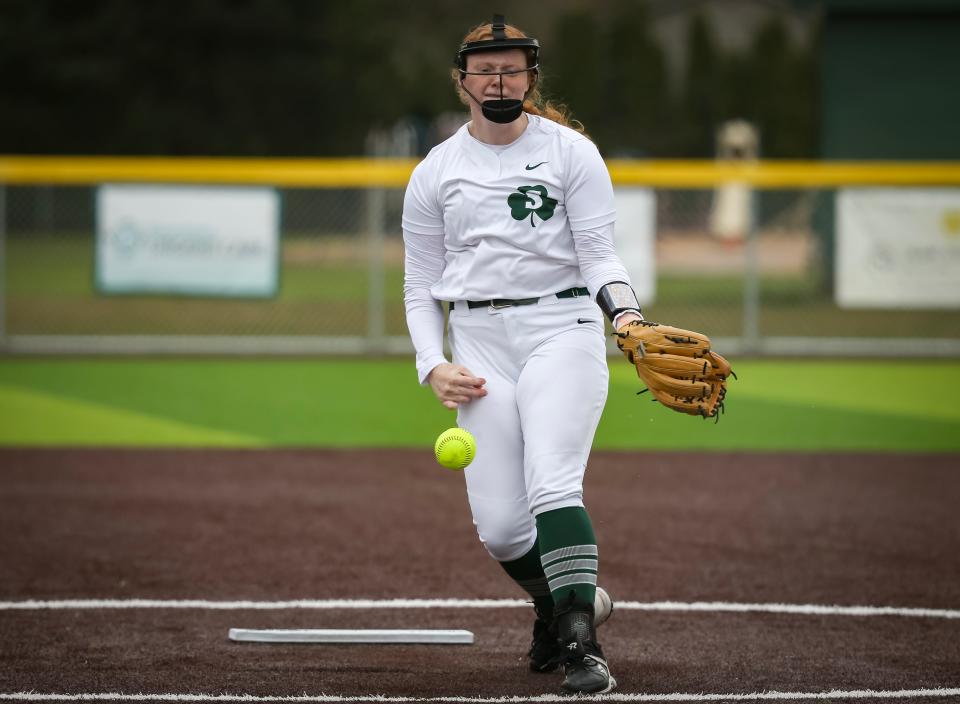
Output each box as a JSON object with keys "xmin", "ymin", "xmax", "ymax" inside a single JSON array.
[{"xmin": 596, "ymin": 281, "xmax": 641, "ymax": 323}]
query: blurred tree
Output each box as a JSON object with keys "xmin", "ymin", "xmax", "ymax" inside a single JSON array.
[
  {"xmin": 720, "ymin": 15, "xmax": 818, "ymax": 158},
  {"xmin": 744, "ymin": 17, "xmax": 793, "ymax": 157},
  {"xmin": 547, "ymin": 10, "xmax": 604, "ymax": 140},
  {"xmin": 681, "ymin": 11, "xmax": 725, "ymax": 157},
  {"xmin": 0, "ymin": 0, "xmax": 819, "ymax": 158},
  {"xmin": 0, "ymin": 0, "xmax": 418, "ymax": 155},
  {"xmin": 676, "ymin": 11, "xmax": 818, "ymax": 159},
  {"xmin": 604, "ymin": 0, "xmax": 672, "ymax": 156}
]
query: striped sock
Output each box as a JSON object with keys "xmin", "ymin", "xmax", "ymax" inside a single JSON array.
[
  {"xmin": 536, "ymin": 506, "xmax": 598, "ymax": 607},
  {"xmin": 499, "ymin": 538, "xmax": 554, "ymax": 619}
]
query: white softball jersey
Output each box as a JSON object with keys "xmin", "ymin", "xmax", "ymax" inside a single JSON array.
[
  {"xmin": 402, "ymin": 114, "xmax": 634, "ymax": 561},
  {"xmin": 403, "ymin": 114, "xmax": 632, "ymax": 384}
]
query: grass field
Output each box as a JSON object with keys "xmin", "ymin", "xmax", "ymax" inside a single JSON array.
[
  {"xmin": 1, "ymin": 358, "xmax": 958, "ymax": 451},
  {"xmin": 5, "ymin": 236, "xmax": 960, "ymax": 452}
]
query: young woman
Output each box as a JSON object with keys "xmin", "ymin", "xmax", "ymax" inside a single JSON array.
[{"xmin": 402, "ymin": 15, "xmax": 643, "ymax": 694}]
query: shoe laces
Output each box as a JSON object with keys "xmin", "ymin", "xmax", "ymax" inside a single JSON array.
[{"xmin": 528, "ymin": 617, "xmax": 555, "ymax": 656}]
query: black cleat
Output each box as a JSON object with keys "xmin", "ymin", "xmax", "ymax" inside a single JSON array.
[
  {"xmin": 559, "ymin": 636, "xmax": 616, "ymax": 694},
  {"xmin": 553, "ymin": 594, "xmax": 617, "ymax": 694},
  {"xmin": 528, "ymin": 610, "xmax": 561, "ymax": 672}
]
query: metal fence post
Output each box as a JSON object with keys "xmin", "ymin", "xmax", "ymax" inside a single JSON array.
[
  {"xmin": 742, "ymin": 190, "xmax": 761, "ymax": 354},
  {"xmin": 366, "ymin": 185, "xmax": 386, "ymax": 351},
  {"xmin": 0, "ymin": 185, "xmax": 6, "ymax": 351}
]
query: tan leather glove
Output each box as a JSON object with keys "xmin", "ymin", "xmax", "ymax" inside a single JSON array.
[{"xmin": 614, "ymin": 320, "xmax": 734, "ymax": 420}]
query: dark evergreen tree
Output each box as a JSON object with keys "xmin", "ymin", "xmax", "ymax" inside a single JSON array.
[
  {"xmin": 0, "ymin": 0, "xmax": 819, "ymax": 158},
  {"xmin": 682, "ymin": 11, "xmax": 724, "ymax": 157},
  {"xmin": 604, "ymin": 0, "xmax": 671, "ymax": 156}
]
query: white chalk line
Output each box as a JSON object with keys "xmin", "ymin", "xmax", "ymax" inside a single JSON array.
[
  {"xmin": 2, "ymin": 688, "xmax": 960, "ymax": 702},
  {"xmin": 1, "ymin": 599, "xmax": 958, "ymax": 619}
]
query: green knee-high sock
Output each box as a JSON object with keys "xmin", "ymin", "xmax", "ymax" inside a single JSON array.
[
  {"xmin": 499, "ymin": 538, "xmax": 555, "ymax": 620},
  {"xmin": 536, "ymin": 506, "xmax": 598, "ymax": 608}
]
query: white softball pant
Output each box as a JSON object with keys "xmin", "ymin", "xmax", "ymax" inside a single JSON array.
[{"xmin": 449, "ymin": 295, "xmax": 609, "ymax": 562}]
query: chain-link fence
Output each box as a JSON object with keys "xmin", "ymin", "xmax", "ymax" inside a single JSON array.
[{"xmin": 1, "ymin": 159, "xmax": 958, "ymax": 356}]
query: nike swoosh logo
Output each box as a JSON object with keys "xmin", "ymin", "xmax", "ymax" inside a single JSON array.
[
  {"xmin": 577, "ymin": 318, "xmax": 597, "ymax": 325},
  {"xmin": 525, "ymin": 161, "xmax": 548, "ymax": 170}
]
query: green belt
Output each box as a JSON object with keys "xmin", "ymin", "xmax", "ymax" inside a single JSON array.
[{"xmin": 449, "ymin": 287, "xmax": 589, "ymax": 310}]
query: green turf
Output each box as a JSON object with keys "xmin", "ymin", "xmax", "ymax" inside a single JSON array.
[
  {"xmin": 1, "ymin": 358, "xmax": 958, "ymax": 451},
  {"xmin": 0, "ymin": 385, "xmax": 256, "ymax": 446}
]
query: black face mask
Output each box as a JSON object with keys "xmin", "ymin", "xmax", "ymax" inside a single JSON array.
[
  {"xmin": 459, "ymin": 69, "xmax": 536, "ymax": 125},
  {"xmin": 480, "ymin": 98, "xmax": 524, "ymax": 124}
]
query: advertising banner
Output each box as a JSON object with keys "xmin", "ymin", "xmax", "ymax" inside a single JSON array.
[
  {"xmin": 836, "ymin": 188, "xmax": 960, "ymax": 308},
  {"xmin": 96, "ymin": 185, "xmax": 280, "ymax": 297}
]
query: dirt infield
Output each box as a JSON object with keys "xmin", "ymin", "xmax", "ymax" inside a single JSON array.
[{"xmin": 1, "ymin": 449, "xmax": 959, "ymax": 699}]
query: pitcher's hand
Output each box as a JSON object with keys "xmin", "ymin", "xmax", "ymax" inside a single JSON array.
[{"xmin": 427, "ymin": 363, "xmax": 487, "ymax": 410}]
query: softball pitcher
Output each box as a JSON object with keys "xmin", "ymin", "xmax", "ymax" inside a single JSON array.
[{"xmin": 402, "ymin": 16, "xmax": 643, "ymax": 694}]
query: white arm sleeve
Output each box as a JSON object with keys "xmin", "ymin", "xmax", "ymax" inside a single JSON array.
[
  {"xmin": 402, "ymin": 164, "xmax": 449, "ymax": 385},
  {"xmin": 565, "ymin": 138, "xmax": 634, "ymax": 298}
]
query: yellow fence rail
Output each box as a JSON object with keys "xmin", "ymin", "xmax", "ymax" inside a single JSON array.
[{"xmin": 2, "ymin": 156, "xmax": 960, "ymax": 188}]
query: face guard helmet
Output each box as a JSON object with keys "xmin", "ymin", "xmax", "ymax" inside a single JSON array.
[{"xmin": 455, "ymin": 14, "xmax": 540, "ymax": 124}]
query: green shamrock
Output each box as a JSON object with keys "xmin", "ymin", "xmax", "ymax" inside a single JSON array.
[{"xmin": 507, "ymin": 185, "xmax": 558, "ymax": 227}]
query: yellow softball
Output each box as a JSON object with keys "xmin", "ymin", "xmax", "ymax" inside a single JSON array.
[{"xmin": 434, "ymin": 427, "xmax": 476, "ymax": 470}]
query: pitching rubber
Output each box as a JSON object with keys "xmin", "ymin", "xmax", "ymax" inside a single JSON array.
[{"xmin": 228, "ymin": 628, "xmax": 475, "ymax": 644}]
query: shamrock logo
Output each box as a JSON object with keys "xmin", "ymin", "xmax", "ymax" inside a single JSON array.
[{"xmin": 507, "ymin": 185, "xmax": 557, "ymax": 227}]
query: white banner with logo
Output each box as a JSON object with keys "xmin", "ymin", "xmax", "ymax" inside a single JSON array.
[
  {"xmin": 836, "ymin": 188, "xmax": 960, "ymax": 308},
  {"xmin": 96, "ymin": 185, "xmax": 280, "ymax": 297},
  {"xmin": 613, "ymin": 188, "xmax": 656, "ymax": 306}
]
